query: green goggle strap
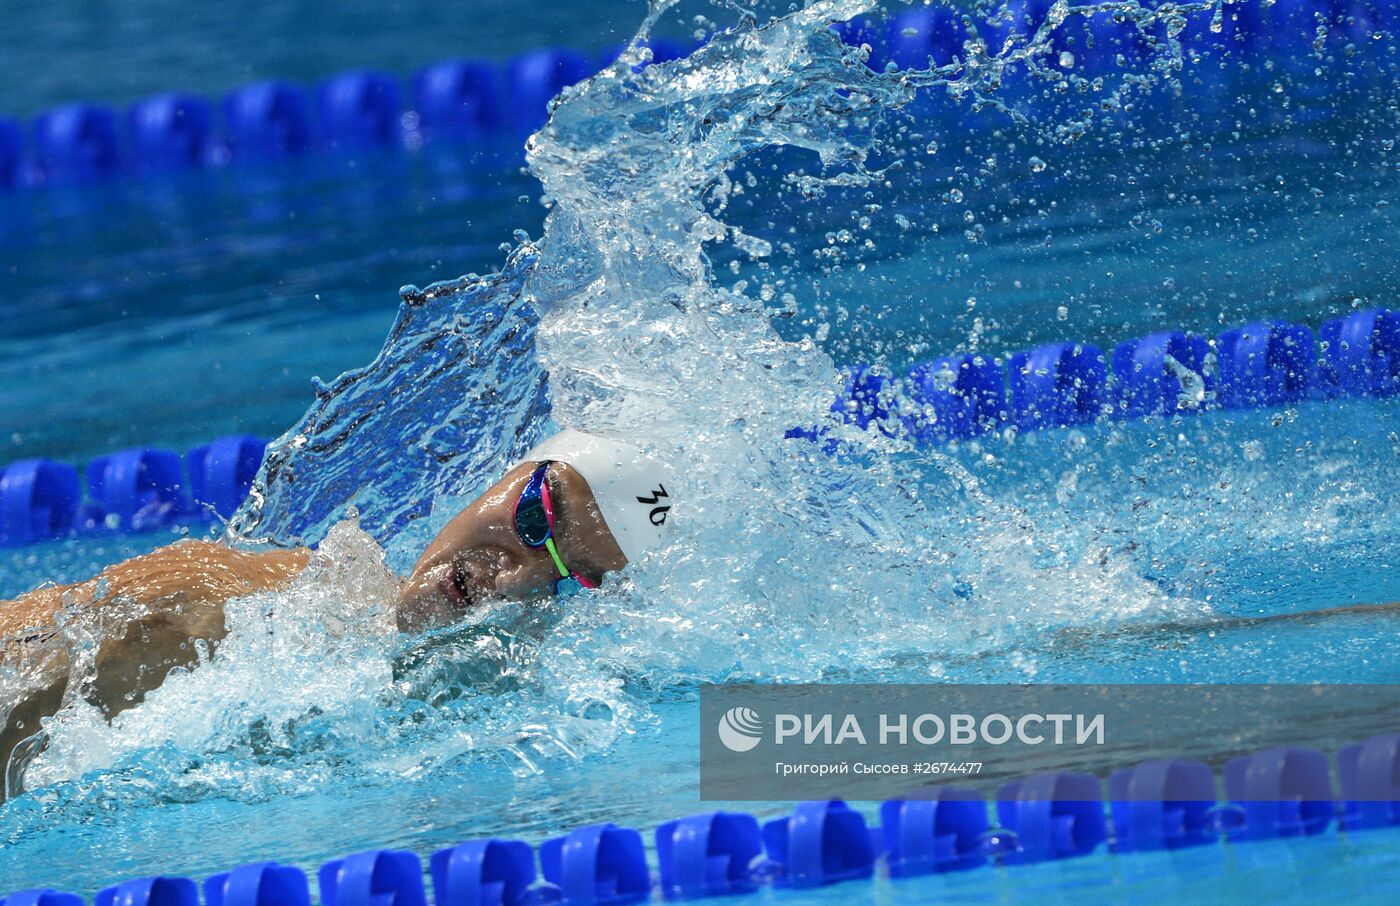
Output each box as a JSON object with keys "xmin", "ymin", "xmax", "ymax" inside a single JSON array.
[{"xmin": 543, "ymin": 536, "xmax": 571, "ymax": 580}]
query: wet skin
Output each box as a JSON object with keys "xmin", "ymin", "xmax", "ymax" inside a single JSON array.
[
  {"xmin": 0, "ymin": 460, "xmax": 627, "ymax": 789},
  {"xmin": 397, "ymin": 461, "xmax": 627, "ymax": 631}
]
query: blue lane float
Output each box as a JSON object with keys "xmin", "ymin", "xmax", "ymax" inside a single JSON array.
[
  {"xmin": 1337, "ymin": 733, "xmax": 1400, "ymax": 831},
  {"xmin": 12, "ymin": 735, "xmax": 1400, "ymax": 905},
  {"xmin": 187, "ymin": 435, "xmax": 269, "ymax": 521},
  {"xmin": 879, "ymin": 787, "xmax": 989, "ymax": 876},
  {"xmin": 538, "ymin": 823, "xmax": 649, "ymax": 905},
  {"xmin": 0, "ymin": 893, "xmax": 84, "ymax": 906},
  {"xmin": 507, "ymin": 48, "xmax": 591, "ymax": 134},
  {"xmin": 94, "ymin": 878, "xmax": 198, "ymax": 906},
  {"xmin": 223, "ymin": 82, "xmax": 311, "ymax": 160},
  {"xmin": 32, "ymin": 104, "xmax": 122, "ymax": 184},
  {"xmin": 835, "ymin": 364, "xmax": 895, "ymax": 433},
  {"xmin": 1110, "ymin": 332, "xmax": 1212, "ymax": 419},
  {"xmin": 2, "ymin": 8, "xmax": 1395, "ymax": 194},
  {"xmin": 318, "ymin": 850, "xmax": 426, "ymax": 906},
  {"xmin": 413, "ymin": 60, "xmax": 501, "ymax": 136},
  {"xmin": 1108, "ymin": 758, "xmax": 1217, "ymax": 852},
  {"xmin": 319, "ymin": 72, "xmax": 403, "ymax": 150},
  {"xmin": 831, "ymin": 308, "xmax": 1394, "ymax": 443},
  {"xmin": 1223, "ymin": 746, "xmax": 1334, "ymax": 841},
  {"xmin": 429, "ymin": 840, "xmax": 535, "ymax": 906},
  {"xmin": 905, "ymin": 353, "xmax": 1005, "ymax": 442},
  {"xmin": 0, "ymin": 459, "xmax": 81, "ymax": 547},
  {"xmin": 0, "ymin": 435, "xmax": 266, "ymax": 547},
  {"xmin": 202, "ymin": 864, "xmax": 309, "ymax": 906},
  {"xmin": 83, "ymin": 448, "xmax": 186, "ymax": 532},
  {"xmin": 1215, "ymin": 321, "xmax": 1315, "ymax": 409},
  {"xmin": 1007, "ymin": 342, "xmax": 1107, "ymax": 429},
  {"xmin": 655, "ymin": 811, "xmax": 762, "ymax": 899},
  {"xmin": 128, "ymin": 94, "xmax": 214, "ymax": 172},
  {"xmin": 996, "ymin": 771, "xmax": 1107, "ymax": 864},
  {"xmin": 760, "ymin": 800, "xmax": 876, "ymax": 889},
  {"xmin": 1318, "ymin": 308, "xmax": 1400, "ymax": 398}
]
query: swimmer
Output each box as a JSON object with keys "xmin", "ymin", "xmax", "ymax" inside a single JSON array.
[{"xmin": 0, "ymin": 430, "xmax": 674, "ymax": 788}]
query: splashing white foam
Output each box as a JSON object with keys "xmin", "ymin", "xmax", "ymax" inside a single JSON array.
[{"xmin": 9, "ymin": 0, "xmax": 1255, "ymax": 800}]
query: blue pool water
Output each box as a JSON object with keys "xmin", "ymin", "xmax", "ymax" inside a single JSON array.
[
  {"xmin": 2, "ymin": 0, "xmax": 1400, "ymax": 900},
  {"xmin": 0, "ymin": 0, "xmax": 645, "ymax": 119}
]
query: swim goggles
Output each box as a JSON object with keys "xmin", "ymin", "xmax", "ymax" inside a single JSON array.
[{"xmin": 514, "ymin": 461, "xmax": 599, "ymax": 590}]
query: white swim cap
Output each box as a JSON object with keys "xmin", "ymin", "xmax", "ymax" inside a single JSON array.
[{"xmin": 519, "ymin": 429, "xmax": 675, "ymax": 563}]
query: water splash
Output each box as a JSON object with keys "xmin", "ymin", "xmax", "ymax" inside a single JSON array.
[
  {"xmin": 228, "ymin": 247, "xmax": 551, "ymax": 567},
  {"xmin": 7, "ymin": 0, "xmax": 1265, "ymax": 802},
  {"xmin": 18, "ymin": 518, "xmax": 399, "ymax": 790}
]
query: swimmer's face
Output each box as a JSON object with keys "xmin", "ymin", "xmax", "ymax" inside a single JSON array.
[{"xmin": 397, "ymin": 461, "xmax": 627, "ymax": 631}]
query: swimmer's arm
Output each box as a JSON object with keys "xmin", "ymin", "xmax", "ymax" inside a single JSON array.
[
  {"xmin": 2, "ymin": 541, "xmax": 309, "ymax": 714},
  {"xmin": 89, "ymin": 542, "xmax": 311, "ymax": 711},
  {"xmin": 1, "ymin": 542, "xmax": 308, "ymax": 795}
]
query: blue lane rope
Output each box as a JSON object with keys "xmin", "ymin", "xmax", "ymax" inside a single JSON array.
[
  {"xmin": 0, "ymin": 309, "xmax": 1395, "ymax": 548},
  {"xmin": 3, "ymin": 735, "xmax": 1400, "ymax": 904},
  {"xmin": 0, "ymin": 434, "xmax": 268, "ymax": 547},
  {"xmin": 799, "ymin": 310, "xmax": 1398, "ymax": 449},
  {"xmin": 1, "ymin": 0, "xmax": 1395, "ymax": 191},
  {"xmin": 0, "ymin": 41, "xmax": 686, "ymax": 191}
]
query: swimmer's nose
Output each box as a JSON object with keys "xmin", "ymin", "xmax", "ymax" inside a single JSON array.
[
  {"xmin": 493, "ymin": 552, "xmax": 561, "ymax": 602},
  {"xmin": 458, "ymin": 553, "xmax": 508, "ymax": 602}
]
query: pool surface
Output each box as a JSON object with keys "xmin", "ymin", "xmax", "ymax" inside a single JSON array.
[{"xmin": 2, "ymin": 0, "xmax": 1399, "ymax": 900}]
